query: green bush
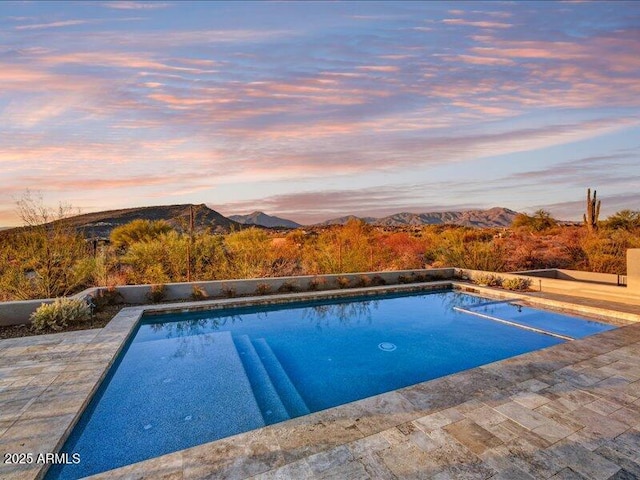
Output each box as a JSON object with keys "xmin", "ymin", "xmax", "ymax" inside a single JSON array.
[
  {"xmin": 30, "ymin": 298, "xmax": 90, "ymax": 332},
  {"xmin": 502, "ymin": 277, "xmax": 532, "ymax": 291}
]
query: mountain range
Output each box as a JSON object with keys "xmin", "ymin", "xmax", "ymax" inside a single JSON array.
[
  {"xmin": 317, "ymin": 207, "xmax": 517, "ymax": 228},
  {"xmin": 0, "ymin": 205, "xmax": 518, "ymax": 238},
  {"xmin": 229, "ymin": 211, "xmax": 301, "ymax": 228}
]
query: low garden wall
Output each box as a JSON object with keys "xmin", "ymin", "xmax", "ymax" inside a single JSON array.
[
  {"xmin": 628, "ymin": 249, "xmax": 640, "ymax": 294},
  {"xmin": 459, "ymin": 268, "xmax": 637, "ymax": 306},
  {"xmin": 0, "ymin": 268, "xmax": 455, "ymax": 327},
  {"xmin": 514, "ymin": 268, "xmax": 622, "ymax": 285}
]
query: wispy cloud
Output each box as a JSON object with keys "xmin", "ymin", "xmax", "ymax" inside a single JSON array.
[
  {"xmin": 356, "ymin": 65, "xmax": 399, "ymax": 72},
  {"xmin": 442, "ymin": 18, "xmax": 512, "ymax": 29},
  {"xmin": 101, "ymin": 1, "xmax": 171, "ymax": 10},
  {"xmin": 1, "ymin": 1, "xmax": 638, "ymax": 225},
  {"xmin": 15, "ymin": 19, "xmax": 89, "ymax": 30}
]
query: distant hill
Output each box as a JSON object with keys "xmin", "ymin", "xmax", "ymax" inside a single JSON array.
[
  {"xmin": 318, "ymin": 207, "xmax": 518, "ymax": 228},
  {"xmin": 73, "ymin": 204, "xmax": 242, "ymax": 237},
  {"xmin": 1, "ymin": 205, "xmax": 519, "ymax": 239},
  {"xmin": 229, "ymin": 211, "xmax": 301, "ymax": 228},
  {"xmin": 1, "ymin": 204, "xmax": 242, "ymax": 239}
]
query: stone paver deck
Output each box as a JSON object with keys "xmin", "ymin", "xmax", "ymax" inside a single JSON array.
[{"xmin": 1, "ymin": 284, "xmax": 640, "ymax": 480}]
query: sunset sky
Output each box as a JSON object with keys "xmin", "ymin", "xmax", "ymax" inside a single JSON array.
[{"xmin": 1, "ymin": 1, "xmax": 639, "ymax": 226}]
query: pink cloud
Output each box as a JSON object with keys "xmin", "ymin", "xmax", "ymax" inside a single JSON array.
[
  {"xmin": 43, "ymin": 52, "xmax": 214, "ymax": 73},
  {"xmin": 453, "ymin": 54, "xmax": 515, "ymax": 66},
  {"xmin": 16, "ymin": 20, "xmax": 89, "ymax": 30},
  {"xmin": 102, "ymin": 1, "xmax": 171, "ymax": 9},
  {"xmin": 442, "ymin": 18, "xmax": 512, "ymax": 29},
  {"xmin": 356, "ymin": 65, "xmax": 400, "ymax": 72}
]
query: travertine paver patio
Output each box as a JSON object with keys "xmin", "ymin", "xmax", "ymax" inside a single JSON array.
[{"xmin": 1, "ymin": 285, "xmax": 640, "ymax": 480}]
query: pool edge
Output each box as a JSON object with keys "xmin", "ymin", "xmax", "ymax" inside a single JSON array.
[{"xmin": 3, "ymin": 282, "xmax": 638, "ymax": 480}]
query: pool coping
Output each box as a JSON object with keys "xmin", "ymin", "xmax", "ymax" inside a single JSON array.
[{"xmin": 1, "ymin": 282, "xmax": 639, "ymax": 480}]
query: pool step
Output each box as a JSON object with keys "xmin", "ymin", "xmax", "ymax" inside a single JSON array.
[
  {"xmin": 252, "ymin": 338, "xmax": 310, "ymax": 418},
  {"xmin": 233, "ymin": 335, "xmax": 290, "ymax": 424}
]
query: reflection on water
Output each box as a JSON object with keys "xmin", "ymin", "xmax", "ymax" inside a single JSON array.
[
  {"xmin": 439, "ymin": 291, "xmax": 489, "ymax": 312},
  {"xmin": 148, "ymin": 314, "xmax": 243, "ymax": 338},
  {"xmin": 466, "ymin": 301, "xmax": 521, "ymax": 317},
  {"xmin": 303, "ymin": 300, "xmax": 379, "ymax": 329},
  {"xmin": 170, "ymin": 331, "xmax": 217, "ymax": 358},
  {"xmin": 141, "ymin": 291, "xmax": 492, "ymax": 357},
  {"xmin": 146, "ymin": 315, "xmax": 242, "ymax": 357}
]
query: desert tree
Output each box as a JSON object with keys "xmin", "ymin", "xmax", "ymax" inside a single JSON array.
[
  {"xmin": 110, "ymin": 219, "xmax": 173, "ymax": 250},
  {"xmin": 604, "ymin": 210, "xmax": 640, "ymax": 231},
  {"xmin": 512, "ymin": 209, "xmax": 556, "ymax": 232},
  {"xmin": 0, "ymin": 192, "xmax": 93, "ymax": 299}
]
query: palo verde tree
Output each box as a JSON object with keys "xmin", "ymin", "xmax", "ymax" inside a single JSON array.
[
  {"xmin": 512, "ymin": 209, "xmax": 557, "ymax": 232},
  {"xmin": 604, "ymin": 210, "xmax": 640, "ymax": 231},
  {"xmin": 110, "ymin": 219, "xmax": 173, "ymax": 250},
  {"xmin": 0, "ymin": 192, "xmax": 93, "ymax": 299}
]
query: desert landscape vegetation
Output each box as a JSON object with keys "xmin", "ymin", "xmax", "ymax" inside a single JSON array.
[{"xmin": 1, "ymin": 189, "xmax": 638, "ymax": 306}]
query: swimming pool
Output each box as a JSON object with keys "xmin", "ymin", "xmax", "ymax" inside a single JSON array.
[{"xmin": 47, "ymin": 290, "xmax": 615, "ymax": 479}]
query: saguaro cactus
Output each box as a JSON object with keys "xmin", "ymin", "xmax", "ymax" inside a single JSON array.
[{"xmin": 583, "ymin": 188, "xmax": 601, "ymax": 232}]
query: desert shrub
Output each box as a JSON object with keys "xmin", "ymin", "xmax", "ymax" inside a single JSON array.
[
  {"xmin": 110, "ymin": 219, "xmax": 173, "ymax": 250},
  {"xmin": 277, "ymin": 281, "xmax": 298, "ymax": 293},
  {"xmin": 377, "ymin": 232, "xmax": 426, "ymax": 270},
  {"xmin": 604, "ymin": 210, "xmax": 640, "ymax": 231},
  {"xmin": 436, "ymin": 236, "xmax": 507, "ymax": 272},
  {"xmin": 581, "ymin": 229, "xmax": 639, "ymax": 274},
  {"xmin": 30, "ymin": 298, "xmax": 90, "ymax": 332},
  {"xmin": 220, "ymin": 284, "xmax": 236, "ymax": 298},
  {"xmin": 147, "ymin": 284, "xmax": 166, "ymax": 303},
  {"xmin": 355, "ymin": 275, "xmax": 372, "ymax": 287},
  {"xmin": 473, "ymin": 274, "xmax": 503, "ymax": 287},
  {"xmin": 301, "ymin": 220, "xmax": 374, "ymax": 274},
  {"xmin": 502, "ymin": 277, "xmax": 532, "ymax": 291},
  {"xmin": 512, "ymin": 210, "xmax": 557, "ymax": 232},
  {"xmin": 397, "ymin": 275, "xmax": 411, "ymax": 284},
  {"xmin": 225, "ymin": 228, "xmax": 273, "ymax": 278},
  {"xmin": 255, "ymin": 283, "xmax": 271, "ymax": 295},
  {"xmin": 122, "ymin": 232, "xmax": 184, "ymax": 284},
  {"xmin": 336, "ymin": 276, "xmax": 351, "ymax": 289},
  {"xmin": 371, "ymin": 275, "xmax": 386, "ymax": 286},
  {"xmin": 191, "ymin": 285, "xmax": 208, "ymax": 300}
]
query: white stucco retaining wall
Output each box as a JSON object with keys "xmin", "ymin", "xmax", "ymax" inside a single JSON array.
[{"xmin": 0, "ymin": 268, "xmax": 455, "ymax": 327}]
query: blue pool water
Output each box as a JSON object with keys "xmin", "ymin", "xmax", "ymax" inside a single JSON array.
[
  {"xmin": 47, "ymin": 290, "xmax": 614, "ymax": 479},
  {"xmin": 459, "ymin": 301, "xmax": 613, "ymax": 339}
]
